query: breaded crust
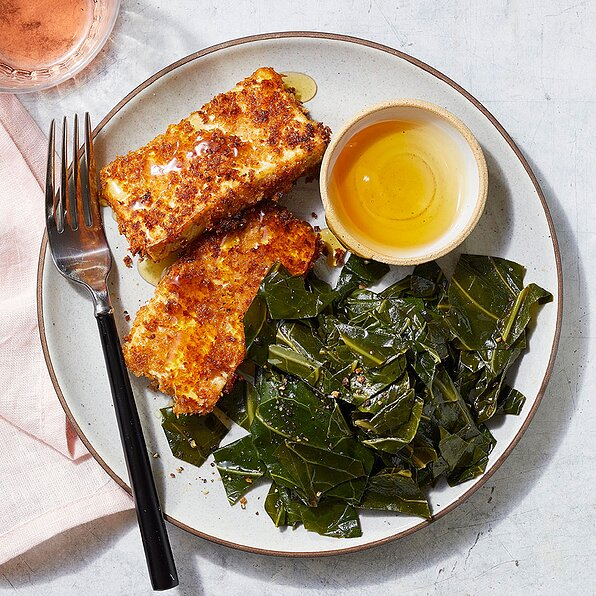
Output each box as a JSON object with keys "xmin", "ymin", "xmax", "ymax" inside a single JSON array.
[
  {"xmin": 123, "ymin": 203, "xmax": 319, "ymax": 415},
  {"xmin": 100, "ymin": 67, "xmax": 330, "ymax": 261}
]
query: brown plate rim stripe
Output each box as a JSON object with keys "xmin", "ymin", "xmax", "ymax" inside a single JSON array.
[{"xmin": 37, "ymin": 31, "xmax": 563, "ymax": 558}]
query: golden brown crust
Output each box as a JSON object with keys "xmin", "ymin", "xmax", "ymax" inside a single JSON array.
[
  {"xmin": 123, "ymin": 203, "xmax": 319, "ymax": 415},
  {"xmin": 100, "ymin": 67, "xmax": 331, "ymax": 261}
]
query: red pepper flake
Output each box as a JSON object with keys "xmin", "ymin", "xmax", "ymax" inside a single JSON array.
[{"xmin": 123, "ymin": 255, "xmax": 133, "ymax": 268}]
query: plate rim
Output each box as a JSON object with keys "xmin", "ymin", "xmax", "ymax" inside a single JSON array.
[{"xmin": 36, "ymin": 30, "xmax": 563, "ymax": 557}]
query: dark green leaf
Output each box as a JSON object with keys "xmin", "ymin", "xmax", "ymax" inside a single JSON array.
[
  {"xmin": 217, "ymin": 380, "xmax": 257, "ymax": 431},
  {"xmin": 359, "ymin": 399, "xmax": 424, "ymax": 454},
  {"xmin": 160, "ymin": 407, "xmax": 228, "ymax": 468},
  {"xmin": 380, "ymin": 276, "xmax": 411, "ymax": 298},
  {"xmin": 268, "ymin": 344, "xmax": 321, "ymax": 385},
  {"xmin": 470, "ymin": 381, "xmax": 500, "ymax": 424},
  {"xmin": 213, "ymin": 435, "xmax": 265, "ymax": 504},
  {"xmin": 270, "ymin": 440, "xmax": 370, "ymax": 506},
  {"xmin": 276, "ymin": 321, "xmax": 324, "ymax": 362},
  {"xmin": 439, "ymin": 425, "xmax": 496, "ymax": 485},
  {"xmin": 459, "ymin": 333, "xmax": 528, "ymax": 423},
  {"xmin": 318, "ymin": 360, "xmax": 357, "ymax": 397},
  {"xmin": 336, "ymin": 323, "xmax": 395, "ymax": 367},
  {"xmin": 497, "ymin": 386, "xmax": 526, "ymax": 415},
  {"xmin": 500, "ymin": 283, "xmax": 552, "ymax": 346},
  {"xmin": 409, "ymin": 262, "xmax": 447, "ymax": 299},
  {"xmin": 403, "ymin": 440, "xmax": 439, "ymax": 470},
  {"xmin": 324, "ymin": 477, "xmax": 368, "ymax": 505},
  {"xmin": 308, "ymin": 276, "xmax": 337, "ymax": 313},
  {"xmin": 335, "ymin": 254, "xmax": 389, "ymax": 298},
  {"xmin": 429, "ymin": 369, "xmax": 475, "ymax": 433},
  {"xmin": 264, "ymin": 482, "xmax": 362, "ymax": 537},
  {"xmin": 243, "ymin": 293, "xmax": 276, "ymax": 365},
  {"xmin": 439, "ymin": 431, "xmax": 474, "ymax": 470},
  {"xmin": 368, "ymin": 390, "xmax": 422, "ymax": 435},
  {"xmin": 447, "ymin": 255, "xmax": 524, "ymax": 349},
  {"xmin": 361, "ymin": 469, "xmax": 431, "ymax": 518},
  {"xmin": 358, "ymin": 369, "xmax": 410, "ymax": 414},
  {"xmin": 349, "ymin": 356, "xmax": 407, "ymax": 404},
  {"xmin": 264, "ymin": 483, "xmax": 304, "ymax": 527},
  {"xmin": 300, "ymin": 499, "xmax": 362, "ymax": 538},
  {"xmin": 261, "ymin": 263, "xmax": 333, "ymax": 319},
  {"xmin": 447, "ymin": 255, "xmax": 551, "ymax": 350},
  {"xmin": 252, "ymin": 372, "xmax": 351, "ymax": 451},
  {"xmin": 352, "ymin": 384, "xmax": 424, "ymax": 455},
  {"xmin": 343, "ymin": 289, "xmax": 386, "ymax": 326}
]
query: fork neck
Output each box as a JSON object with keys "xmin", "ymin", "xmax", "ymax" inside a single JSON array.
[{"xmin": 92, "ymin": 287, "xmax": 113, "ymax": 317}]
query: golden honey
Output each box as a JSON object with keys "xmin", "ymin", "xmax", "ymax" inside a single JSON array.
[
  {"xmin": 319, "ymin": 228, "xmax": 346, "ymax": 267},
  {"xmin": 282, "ymin": 72, "xmax": 317, "ymax": 103},
  {"xmin": 138, "ymin": 253, "xmax": 179, "ymax": 286},
  {"xmin": 328, "ymin": 119, "xmax": 465, "ymax": 251}
]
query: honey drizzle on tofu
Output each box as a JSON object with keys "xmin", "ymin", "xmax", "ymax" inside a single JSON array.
[{"xmin": 100, "ymin": 67, "xmax": 330, "ymax": 261}]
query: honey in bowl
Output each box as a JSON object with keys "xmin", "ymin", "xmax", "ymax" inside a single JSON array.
[{"xmin": 328, "ymin": 118, "xmax": 466, "ymax": 254}]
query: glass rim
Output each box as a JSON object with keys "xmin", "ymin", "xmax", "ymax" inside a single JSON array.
[{"xmin": 0, "ymin": 0, "xmax": 121, "ymax": 94}]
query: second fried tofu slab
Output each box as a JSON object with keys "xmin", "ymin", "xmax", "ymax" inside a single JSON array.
[
  {"xmin": 100, "ymin": 67, "xmax": 330, "ymax": 261},
  {"xmin": 123, "ymin": 203, "xmax": 319, "ymax": 415}
]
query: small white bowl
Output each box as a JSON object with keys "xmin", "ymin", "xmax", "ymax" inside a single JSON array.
[{"xmin": 319, "ymin": 99, "xmax": 488, "ymax": 265}]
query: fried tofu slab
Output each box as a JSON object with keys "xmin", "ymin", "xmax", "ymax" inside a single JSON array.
[
  {"xmin": 100, "ymin": 67, "xmax": 330, "ymax": 261},
  {"xmin": 123, "ymin": 203, "xmax": 319, "ymax": 415}
]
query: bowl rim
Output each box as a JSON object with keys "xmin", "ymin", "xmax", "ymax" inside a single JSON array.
[{"xmin": 319, "ymin": 98, "xmax": 489, "ymax": 265}]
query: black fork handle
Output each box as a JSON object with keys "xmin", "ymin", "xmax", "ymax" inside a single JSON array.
[{"xmin": 96, "ymin": 312, "xmax": 178, "ymax": 591}]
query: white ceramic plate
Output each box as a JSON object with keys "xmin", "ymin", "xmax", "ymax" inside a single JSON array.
[{"xmin": 38, "ymin": 33, "xmax": 562, "ymax": 556}]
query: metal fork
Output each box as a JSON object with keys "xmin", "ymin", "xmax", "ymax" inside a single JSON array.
[{"xmin": 45, "ymin": 114, "xmax": 178, "ymax": 591}]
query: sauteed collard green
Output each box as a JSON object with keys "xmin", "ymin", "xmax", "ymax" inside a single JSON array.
[{"xmin": 161, "ymin": 254, "xmax": 551, "ymax": 538}]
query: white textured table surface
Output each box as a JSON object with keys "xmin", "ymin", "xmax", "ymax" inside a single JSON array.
[{"xmin": 2, "ymin": 1, "xmax": 594, "ymax": 594}]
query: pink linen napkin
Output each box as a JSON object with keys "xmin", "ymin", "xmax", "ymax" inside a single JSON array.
[{"xmin": 0, "ymin": 95, "xmax": 132, "ymax": 565}]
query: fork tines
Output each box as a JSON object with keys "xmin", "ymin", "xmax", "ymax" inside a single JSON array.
[{"xmin": 46, "ymin": 113, "xmax": 100, "ymax": 234}]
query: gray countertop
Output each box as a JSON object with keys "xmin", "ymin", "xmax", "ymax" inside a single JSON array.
[{"xmin": 2, "ymin": 1, "xmax": 594, "ymax": 594}]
